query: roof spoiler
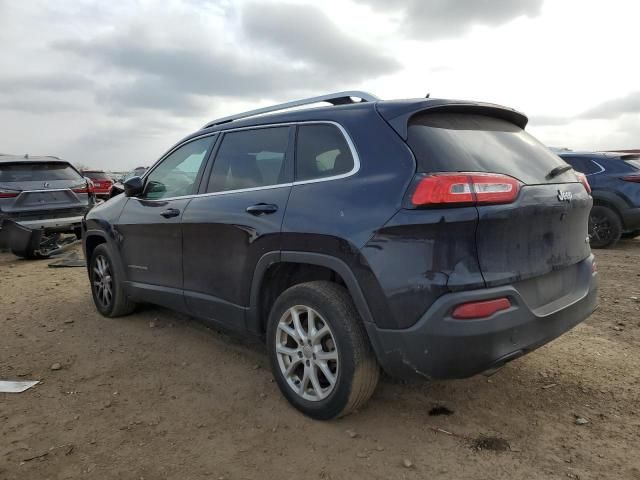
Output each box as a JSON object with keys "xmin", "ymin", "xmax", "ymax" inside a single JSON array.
[{"xmin": 375, "ymin": 100, "xmax": 529, "ymax": 140}]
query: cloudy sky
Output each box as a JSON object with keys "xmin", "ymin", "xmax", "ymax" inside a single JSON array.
[{"xmin": 0, "ymin": 0, "xmax": 638, "ymax": 171}]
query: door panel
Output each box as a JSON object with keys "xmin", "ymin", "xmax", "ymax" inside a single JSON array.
[
  {"xmin": 116, "ymin": 134, "xmax": 216, "ymax": 310},
  {"xmin": 182, "ymin": 187, "xmax": 290, "ymax": 329},
  {"xmin": 181, "ymin": 125, "xmax": 293, "ymax": 330},
  {"xmin": 117, "ymin": 197, "xmax": 191, "ymax": 307}
]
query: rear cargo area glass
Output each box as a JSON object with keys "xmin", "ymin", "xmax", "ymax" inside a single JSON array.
[
  {"xmin": 0, "ymin": 162, "xmax": 82, "ymax": 182},
  {"xmin": 407, "ymin": 113, "xmax": 574, "ymax": 185}
]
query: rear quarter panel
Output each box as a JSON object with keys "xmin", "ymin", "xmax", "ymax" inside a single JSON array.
[{"xmin": 281, "ymin": 109, "xmax": 415, "ymax": 327}]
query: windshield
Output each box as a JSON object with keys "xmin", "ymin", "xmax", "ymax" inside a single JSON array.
[
  {"xmin": 407, "ymin": 113, "xmax": 576, "ymax": 185},
  {"xmin": 0, "ymin": 162, "xmax": 82, "ymax": 183}
]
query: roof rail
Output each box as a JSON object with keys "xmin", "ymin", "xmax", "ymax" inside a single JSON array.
[{"xmin": 203, "ymin": 91, "xmax": 379, "ymax": 128}]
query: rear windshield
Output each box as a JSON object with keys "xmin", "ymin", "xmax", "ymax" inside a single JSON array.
[
  {"xmin": 83, "ymin": 171, "xmax": 111, "ymax": 180},
  {"xmin": 0, "ymin": 162, "xmax": 82, "ymax": 183},
  {"xmin": 407, "ymin": 113, "xmax": 574, "ymax": 184},
  {"xmin": 624, "ymin": 158, "xmax": 640, "ymax": 170}
]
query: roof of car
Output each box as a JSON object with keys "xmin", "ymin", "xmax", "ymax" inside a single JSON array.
[
  {"xmin": 558, "ymin": 151, "xmax": 638, "ymax": 160},
  {"xmin": 191, "ymin": 96, "xmax": 528, "ymax": 140},
  {"xmin": 0, "ymin": 154, "xmax": 68, "ymax": 164}
]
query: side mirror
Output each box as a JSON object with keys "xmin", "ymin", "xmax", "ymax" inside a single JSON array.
[{"xmin": 123, "ymin": 176, "xmax": 144, "ymax": 197}]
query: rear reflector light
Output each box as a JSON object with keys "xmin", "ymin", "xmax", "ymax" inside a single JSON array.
[
  {"xmin": 576, "ymin": 172, "xmax": 592, "ymax": 193},
  {"xmin": 452, "ymin": 298, "xmax": 512, "ymax": 320},
  {"xmin": 0, "ymin": 189, "xmax": 20, "ymax": 198},
  {"xmin": 411, "ymin": 173, "xmax": 521, "ymax": 207},
  {"xmin": 621, "ymin": 175, "xmax": 640, "ymax": 183}
]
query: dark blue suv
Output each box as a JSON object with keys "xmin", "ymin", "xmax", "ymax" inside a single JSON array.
[
  {"xmin": 559, "ymin": 151, "xmax": 640, "ymax": 248},
  {"xmin": 82, "ymin": 92, "xmax": 598, "ymax": 419}
]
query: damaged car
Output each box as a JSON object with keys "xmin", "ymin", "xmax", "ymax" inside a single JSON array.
[
  {"xmin": 0, "ymin": 154, "xmax": 94, "ymax": 258},
  {"xmin": 83, "ymin": 91, "xmax": 598, "ymax": 419}
]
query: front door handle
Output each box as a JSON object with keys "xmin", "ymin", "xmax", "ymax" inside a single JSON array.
[
  {"xmin": 246, "ymin": 203, "xmax": 278, "ymax": 216},
  {"xmin": 160, "ymin": 208, "xmax": 180, "ymax": 219}
]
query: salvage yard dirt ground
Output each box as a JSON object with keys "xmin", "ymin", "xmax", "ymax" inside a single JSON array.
[{"xmin": 1, "ymin": 241, "xmax": 639, "ymax": 480}]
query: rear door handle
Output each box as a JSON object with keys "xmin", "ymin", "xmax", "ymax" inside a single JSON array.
[
  {"xmin": 246, "ymin": 203, "xmax": 278, "ymax": 216},
  {"xmin": 160, "ymin": 208, "xmax": 180, "ymax": 218}
]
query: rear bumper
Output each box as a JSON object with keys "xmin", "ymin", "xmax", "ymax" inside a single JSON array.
[
  {"xmin": 13, "ymin": 215, "xmax": 83, "ymax": 231},
  {"xmin": 622, "ymin": 207, "xmax": 640, "ymax": 231},
  {"xmin": 366, "ymin": 256, "xmax": 598, "ymax": 380}
]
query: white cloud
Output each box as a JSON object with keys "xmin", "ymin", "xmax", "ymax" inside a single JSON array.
[{"xmin": 0, "ymin": 0, "xmax": 638, "ymax": 170}]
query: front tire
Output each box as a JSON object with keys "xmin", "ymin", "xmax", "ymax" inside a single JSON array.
[
  {"xmin": 90, "ymin": 244, "xmax": 136, "ymax": 317},
  {"xmin": 267, "ymin": 281, "xmax": 379, "ymax": 420},
  {"xmin": 589, "ymin": 205, "xmax": 622, "ymax": 249}
]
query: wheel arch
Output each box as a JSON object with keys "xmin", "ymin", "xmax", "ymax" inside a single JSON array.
[
  {"xmin": 247, "ymin": 252, "xmax": 376, "ymax": 337},
  {"xmin": 591, "ymin": 190, "xmax": 627, "ymax": 217},
  {"xmin": 83, "ymin": 229, "xmax": 128, "ymax": 283},
  {"xmin": 84, "ymin": 229, "xmax": 108, "ymax": 263}
]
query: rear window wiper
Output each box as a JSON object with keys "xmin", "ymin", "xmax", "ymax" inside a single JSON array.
[{"xmin": 546, "ymin": 164, "xmax": 573, "ymax": 180}]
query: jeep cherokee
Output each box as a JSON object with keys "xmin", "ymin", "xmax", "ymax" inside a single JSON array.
[{"xmin": 82, "ymin": 91, "xmax": 599, "ymax": 419}]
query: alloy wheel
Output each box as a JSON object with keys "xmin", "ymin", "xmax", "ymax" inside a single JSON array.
[
  {"xmin": 275, "ymin": 305, "xmax": 339, "ymax": 401},
  {"xmin": 589, "ymin": 214, "xmax": 613, "ymax": 244},
  {"xmin": 93, "ymin": 254, "xmax": 113, "ymax": 308}
]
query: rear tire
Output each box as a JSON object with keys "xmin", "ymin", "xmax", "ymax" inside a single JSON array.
[
  {"xmin": 589, "ymin": 205, "xmax": 622, "ymax": 249},
  {"xmin": 89, "ymin": 244, "xmax": 136, "ymax": 317},
  {"xmin": 266, "ymin": 281, "xmax": 379, "ymax": 420}
]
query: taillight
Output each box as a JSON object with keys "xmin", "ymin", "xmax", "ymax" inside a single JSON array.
[
  {"xmin": 576, "ymin": 172, "xmax": 592, "ymax": 194},
  {"xmin": 411, "ymin": 173, "xmax": 521, "ymax": 207},
  {"xmin": 0, "ymin": 188, "xmax": 20, "ymax": 198},
  {"xmin": 72, "ymin": 180, "xmax": 93, "ymax": 194},
  {"xmin": 621, "ymin": 175, "xmax": 640, "ymax": 183},
  {"xmin": 452, "ymin": 298, "xmax": 512, "ymax": 320}
]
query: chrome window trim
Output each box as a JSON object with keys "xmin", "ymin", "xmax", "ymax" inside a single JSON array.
[
  {"xmin": 586, "ymin": 160, "xmax": 605, "ymax": 176},
  {"xmin": 134, "ymin": 120, "xmax": 360, "ymax": 203}
]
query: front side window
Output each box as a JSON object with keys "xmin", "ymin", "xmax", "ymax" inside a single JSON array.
[
  {"xmin": 207, "ymin": 127, "xmax": 291, "ymax": 193},
  {"xmin": 143, "ymin": 136, "xmax": 215, "ymax": 200},
  {"xmin": 295, "ymin": 124, "xmax": 354, "ymax": 181}
]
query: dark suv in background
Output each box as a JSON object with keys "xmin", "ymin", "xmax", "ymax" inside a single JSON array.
[
  {"xmin": 83, "ymin": 92, "xmax": 598, "ymax": 419},
  {"xmin": 1, "ymin": 154, "xmax": 93, "ymax": 257},
  {"xmin": 559, "ymin": 151, "xmax": 640, "ymax": 248}
]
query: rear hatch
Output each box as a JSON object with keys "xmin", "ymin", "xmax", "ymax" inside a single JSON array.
[
  {"xmin": 405, "ymin": 111, "xmax": 592, "ymax": 295},
  {"xmin": 0, "ymin": 161, "xmax": 90, "ymax": 215}
]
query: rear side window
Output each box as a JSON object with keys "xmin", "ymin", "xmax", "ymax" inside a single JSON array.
[
  {"xmin": 407, "ymin": 113, "xmax": 573, "ymax": 184},
  {"xmin": 0, "ymin": 162, "xmax": 82, "ymax": 183},
  {"xmin": 296, "ymin": 124, "xmax": 354, "ymax": 181},
  {"xmin": 563, "ymin": 157, "xmax": 602, "ymax": 175},
  {"xmin": 207, "ymin": 127, "xmax": 291, "ymax": 193}
]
